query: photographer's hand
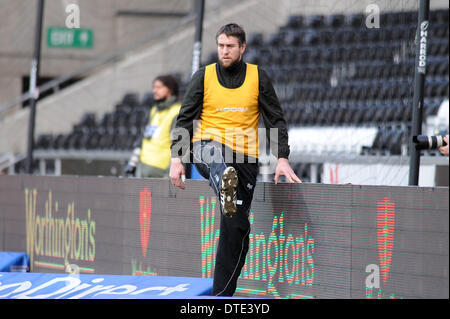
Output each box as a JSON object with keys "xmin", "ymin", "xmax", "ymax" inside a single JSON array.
[
  {"xmin": 170, "ymin": 157, "xmax": 186, "ymax": 189},
  {"xmin": 438, "ymin": 136, "xmax": 449, "ymax": 156}
]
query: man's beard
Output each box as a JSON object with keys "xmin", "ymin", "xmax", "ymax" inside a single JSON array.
[{"xmin": 219, "ymin": 56, "xmax": 240, "ymax": 68}]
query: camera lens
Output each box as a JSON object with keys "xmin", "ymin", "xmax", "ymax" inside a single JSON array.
[{"xmin": 413, "ymin": 135, "xmax": 448, "ymax": 150}]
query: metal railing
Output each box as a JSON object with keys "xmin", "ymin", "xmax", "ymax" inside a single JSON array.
[{"xmin": 0, "ymin": 152, "xmax": 26, "ymax": 174}]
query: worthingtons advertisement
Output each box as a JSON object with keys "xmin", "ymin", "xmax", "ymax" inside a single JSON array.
[
  {"xmin": 0, "ymin": 175, "xmax": 448, "ymax": 298},
  {"xmin": 24, "ymin": 188, "xmax": 96, "ymax": 273}
]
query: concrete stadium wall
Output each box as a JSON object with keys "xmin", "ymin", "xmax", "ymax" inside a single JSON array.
[{"xmin": 0, "ymin": 0, "xmax": 194, "ymax": 112}]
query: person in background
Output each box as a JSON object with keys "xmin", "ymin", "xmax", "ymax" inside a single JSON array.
[{"xmin": 125, "ymin": 75, "xmax": 181, "ymax": 178}]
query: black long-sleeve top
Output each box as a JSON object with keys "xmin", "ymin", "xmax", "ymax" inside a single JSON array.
[{"xmin": 171, "ymin": 59, "xmax": 290, "ymax": 159}]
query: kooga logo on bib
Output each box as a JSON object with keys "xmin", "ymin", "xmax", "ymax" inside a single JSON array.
[{"xmin": 216, "ymin": 106, "xmax": 248, "ymax": 112}]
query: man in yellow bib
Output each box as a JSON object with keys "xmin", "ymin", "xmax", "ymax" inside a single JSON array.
[
  {"xmin": 170, "ymin": 24, "xmax": 301, "ymax": 296},
  {"xmin": 125, "ymin": 75, "xmax": 181, "ymax": 178}
]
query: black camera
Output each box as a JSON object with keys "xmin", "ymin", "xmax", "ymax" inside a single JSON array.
[{"xmin": 413, "ymin": 135, "xmax": 447, "ymax": 150}]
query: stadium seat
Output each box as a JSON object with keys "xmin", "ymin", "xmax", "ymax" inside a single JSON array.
[
  {"xmin": 382, "ymin": 12, "xmax": 402, "ymax": 26},
  {"xmin": 284, "ymin": 30, "xmax": 302, "ymax": 46},
  {"xmin": 268, "ymin": 32, "xmax": 285, "ymax": 46},
  {"xmin": 258, "ymin": 48, "xmax": 273, "ymax": 66},
  {"xmin": 326, "ymin": 14, "xmax": 345, "ymax": 28},
  {"xmin": 302, "ymin": 30, "xmax": 320, "ymax": 46},
  {"xmin": 316, "ymin": 105, "xmax": 329, "ymax": 125},
  {"xmin": 370, "ymin": 127, "xmax": 386, "ymax": 152},
  {"xmin": 121, "ymin": 92, "xmax": 140, "ymax": 107},
  {"xmin": 79, "ymin": 113, "xmax": 96, "ymax": 129},
  {"xmin": 424, "ymin": 101, "xmax": 441, "ymax": 117},
  {"xmin": 87, "ymin": 130, "xmax": 101, "ymax": 150},
  {"xmin": 429, "ymin": 61, "xmax": 449, "ymax": 76},
  {"xmin": 128, "ymin": 107, "xmax": 147, "ymax": 129},
  {"xmin": 373, "ymin": 104, "xmax": 388, "ymax": 123},
  {"xmin": 346, "ymin": 13, "xmax": 364, "ymax": 28},
  {"xmin": 355, "ymin": 29, "xmax": 369, "ymax": 43},
  {"xmin": 67, "ymin": 132, "xmax": 83, "ymax": 150},
  {"xmin": 333, "ymin": 104, "xmax": 347, "ymax": 124},
  {"xmin": 99, "ymin": 113, "xmax": 114, "ymax": 130},
  {"xmin": 78, "ymin": 132, "xmax": 91, "ymax": 150},
  {"xmin": 386, "ymin": 130, "xmax": 404, "ymax": 155},
  {"xmin": 35, "ymin": 134, "xmax": 53, "ymax": 150},
  {"xmin": 285, "ymin": 15, "xmax": 304, "ymax": 29},
  {"xmin": 319, "ymin": 30, "xmax": 333, "ymax": 45},
  {"xmin": 431, "ymin": 9, "xmax": 449, "ymax": 24},
  {"xmin": 244, "ymin": 50, "xmax": 260, "ymax": 65},
  {"xmin": 248, "ymin": 33, "xmax": 264, "ymax": 47},
  {"xmin": 140, "ymin": 92, "xmax": 154, "ymax": 107},
  {"xmin": 306, "ymin": 15, "xmax": 325, "ymax": 29},
  {"xmin": 400, "ymin": 103, "xmax": 413, "ymax": 122},
  {"xmin": 403, "ymin": 11, "xmax": 418, "ymax": 24},
  {"xmin": 112, "ymin": 110, "xmax": 127, "ymax": 128},
  {"xmin": 51, "ymin": 134, "xmax": 64, "ymax": 150},
  {"xmin": 429, "ymin": 23, "xmax": 449, "ymax": 39}
]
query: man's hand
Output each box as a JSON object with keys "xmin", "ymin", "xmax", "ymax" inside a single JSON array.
[
  {"xmin": 170, "ymin": 157, "xmax": 186, "ymax": 189},
  {"xmin": 124, "ymin": 163, "xmax": 136, "ymax": 177},
  {"xmin": 438, "ymin": 136, "xmax": 449, "ymax": 156},
  {"xmin": 274, "ymin": 158, "xmax": 302, "ymax": 184}
]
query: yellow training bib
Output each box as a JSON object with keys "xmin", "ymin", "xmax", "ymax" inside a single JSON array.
[
  {"xmin": 193, "ymin": 63, "xmax": 260, "ymax": 157},
  {"xmin": 140, "ymin": 103, "xmax": 181, "ymax": 169}
]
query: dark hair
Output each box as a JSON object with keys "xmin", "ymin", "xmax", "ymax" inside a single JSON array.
[
  {"xmin": 216, "ymin": 23, "xmax": 246, "ymax": 46},
  {"xmin": 154, "ymin": 74, "xmax": 179, "ymax": 97}
]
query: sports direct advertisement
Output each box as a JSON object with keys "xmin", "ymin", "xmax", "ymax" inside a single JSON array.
[
  {"xmin": 0, "ymin": 175, "xmax": 448, "ymax": 299},
  {"xmin": 0, "ymin": 272, "xmax": 212, "ymax": 299}
]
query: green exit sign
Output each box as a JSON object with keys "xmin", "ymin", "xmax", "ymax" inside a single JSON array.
[{"xmin": 47, "ymin": 27, "xmax": 93, "ymax": 49}]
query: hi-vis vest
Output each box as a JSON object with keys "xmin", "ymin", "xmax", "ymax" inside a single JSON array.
[
  {"xmin": 193, "ymin": 63, "xmax": 260, "ymax": 157},
  {"xmin": 140, "ymin": 103, "xmax": 181, "ymax": 169}
]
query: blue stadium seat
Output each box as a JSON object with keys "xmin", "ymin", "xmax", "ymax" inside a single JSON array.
[
  {"xmin": 326, "ymin": 14, "xmax": 345, "ymax": 28},
  {"xmin": 346, "ymin": 13, "xmax": 364, "ymax": 28},
  {"xmin": 248, "ymin": 33, "xmax": 264, "ymax": 47},
  {"xmin": 36, "ymin": 134, "xmax": 53, "ymax": 150},
  {"xmin": 140, "ymin": 92, "xmax": 154, "ymax": 107},
  {"xmin": 285, "ymin": 15, "xmax": 304, "ymax": 29},
  {"xmin": 121, "ymin": 92, "xmax": 139, "ymax": 107},
  {"xmin": 306, "ymin": 15, "xmax": 325, "ymax": 29}
]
